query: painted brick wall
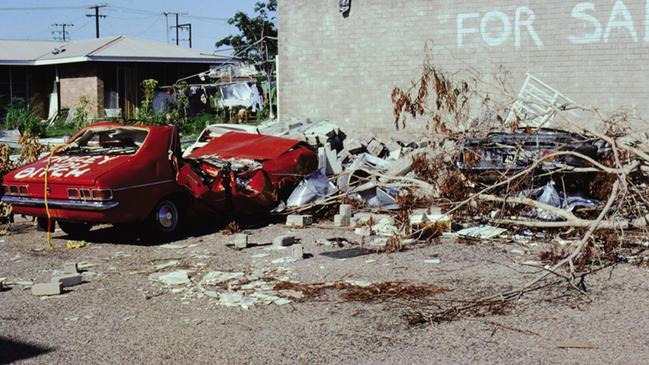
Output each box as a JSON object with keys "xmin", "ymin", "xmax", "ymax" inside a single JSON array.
[{"xmin": 278, "ymin": 0, "xmax": 649, "ymax": 134}]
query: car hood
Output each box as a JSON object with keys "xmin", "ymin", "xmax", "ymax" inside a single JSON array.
[
  {"xmin": 187, "ymin": 132, "xmax": 303, "ymax": 161},
  {"xmin": 4, "ymin": 154, "xmax": 134, "ymax": 186}
]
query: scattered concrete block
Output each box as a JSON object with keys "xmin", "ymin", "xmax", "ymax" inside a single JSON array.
[
  {"xmin": 386, "ymin": 140, "xmax": 401, "ymax": 153},
  {"xmin": 354, "ymin": 226, "xmax": 373, "ymax": 237},
  {"xmin": 344, "ymin": 138, "xmax": 364, "ymax": 154},
  {"xmin": 337, "ymin": 149, "xmax": 351, "ymax": 163},
  {"xmin": 273, "ymin": 235, "xmax": 296, "ymax": 247},
  {"xmin": 317, "ymin": 147, "xmax": 328, "ymax": 175},
  {"xmin": 368, "ymin": 237, "xmax": 389, "ymax": 250},
  {"xmin": 325, "ymin": 143, "xmax": 343, "ymax": 175},
  {"xmin": 232, "ymin": 234, "xmax": 249, "ymax": 249},
  {"xmin": 366, "ymin": 139, "xmax": 387, "ymax": 157},
  {"xmin": 31, "ymin": 282, "xmax": 62, "ymax": 296},
  {"xmin": 334, "ymin": 214, "xmax": 350, "ymax": 227},
  {"xmin": 291, "ymin": 244, "xmax": 304, "ymax": 260},
  {"xmin": 339, "ymin": 204, "xmax": 353, "ymax": 218},
  {"xmin": 63, "ymin": 262, "xmax": 79, "ymax": 274},
  {"xmin": 51, "ymin": 273, "xmax": 82, "ymax": 288},
  {"xmin": 0, "ymin": 277, "xmax": 5, "ymax": 291},
  {"xmin": 286, "ymin": 214, "xmax": 313, "ymax": 227}
]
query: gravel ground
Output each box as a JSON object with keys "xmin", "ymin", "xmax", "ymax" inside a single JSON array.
[{"xmin": 2, "ymin": 216, "xmax": 649, "ymax": 364}]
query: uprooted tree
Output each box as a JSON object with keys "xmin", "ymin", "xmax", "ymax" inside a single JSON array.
[{"xmin": 391, "ymin": 45, "xmax": 649, "ymax": 323}]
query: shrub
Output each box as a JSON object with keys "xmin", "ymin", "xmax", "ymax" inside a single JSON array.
[{"xmin": 3, "ymin": 99, "xmax": 44, "ymax": 136}]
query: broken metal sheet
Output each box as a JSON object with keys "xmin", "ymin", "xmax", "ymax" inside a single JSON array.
[
  {"xmin": 286, "ymin": 171, "xmax": 337, "ymax": 207},
  {"xmin": 457, "ymin": 225, "xmax": 507, "ymax": 240}
]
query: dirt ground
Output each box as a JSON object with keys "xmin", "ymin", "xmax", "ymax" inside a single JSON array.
[{"xmin": 2, "ymin": 216, "xmax": 649, "ymax": 365}]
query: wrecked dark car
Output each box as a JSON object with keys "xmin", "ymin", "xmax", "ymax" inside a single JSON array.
[
  {"xmin": 1, "ymin": 122, "xmax": 318, "ymax": 238},
  {"xmin": 457, "ymin": 129, "xmax": 609, "ymax": 181}
]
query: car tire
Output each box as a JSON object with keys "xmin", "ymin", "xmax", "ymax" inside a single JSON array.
[
  {"xmin": 59, "ymin": 222, "xmax": 92, "ymax": 238},
  {"xmin": 36, "ymin": 217, "xmax": 55, "ymax": 232},
  {"xmin": 148, "ymin": 198, "xmax": 184, "ymax": 238}
]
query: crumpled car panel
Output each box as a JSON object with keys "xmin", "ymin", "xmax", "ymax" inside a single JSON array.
[{"xmin": 179, "ymin": 132, "xmax": 318, "ymax": 217}]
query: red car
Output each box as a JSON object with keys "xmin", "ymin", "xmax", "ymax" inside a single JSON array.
[{"xmin": 1, "ymin": 122, "xmax": 317, "ymax": 238}]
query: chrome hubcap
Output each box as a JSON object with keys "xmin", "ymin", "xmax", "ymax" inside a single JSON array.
[{"xmin": 157, "ymin": 202, "xmax": 178, "ymax": 230}]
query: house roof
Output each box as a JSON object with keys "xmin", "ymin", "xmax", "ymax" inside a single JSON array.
[{"xmin": 0, "ymin": 36, "xmax": 235, "ymax": 66}]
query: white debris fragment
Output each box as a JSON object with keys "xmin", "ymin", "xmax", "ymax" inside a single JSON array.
[
  {"xmin": 201, "ymin": 271, "xmax": 245, "ymax": 285},
  {"xmin": 334, "ymin": 214, "xmax": 351, "ymax": 227},
  {"xmin": 149, "ymin": 270, "xmax": 193, "ymax": 286},
  {"xmin": 457, "ymin": 225, "xmax": 507, "ymax": 240},
  {"xmin": 424, "ymin": 258, "xmax": 441, "ymax": 264},
  {"xmin": 286, "ymin": 215, "xmax": 313, "ymax": 227},
  {"xmin": 273, "ymin": 235, "xmax": 297, "ymax": 247},
  {"xmin": 152, "ymin": 260, "xmax": 179, "ymax": 271}
]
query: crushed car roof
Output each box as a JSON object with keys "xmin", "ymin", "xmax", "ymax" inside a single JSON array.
[{"xmin": 187, "ymin": 132, "xmax": 304, "ymax": 161}]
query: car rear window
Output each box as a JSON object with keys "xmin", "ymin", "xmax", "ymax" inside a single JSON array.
[{"xmin": 61, "ymin": 127, "xmax": 148, "ymax": 156}]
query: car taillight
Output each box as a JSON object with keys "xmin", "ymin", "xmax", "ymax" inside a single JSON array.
[
  {"xmin": 91, "ymin": 189, "xmax": 113, "ymax": 201},
  {"xmin": 8, "ymin": 185, "xmax": 19, "ymax": 195},
  {"xmin": 80, "ymin": 189, "xmax": 92, "ymax": 199},
  {"xmin": 67, "ymin": 188, "xmax": 113, "ymax": 201},
  {"xmin": 5, "ymin": 185, "xmax": 28, "ymax": 196}
]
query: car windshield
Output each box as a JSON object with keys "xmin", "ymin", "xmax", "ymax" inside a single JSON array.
[{"xmin": 60, "ymin": 127, "xmax": 148, "ymax": 156}]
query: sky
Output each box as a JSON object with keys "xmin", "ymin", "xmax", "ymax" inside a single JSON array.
[{"xmin": 0, "ymin": 0, "xmax": 263, "ymax": 54}]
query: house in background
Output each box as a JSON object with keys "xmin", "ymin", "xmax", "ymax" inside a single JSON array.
[{"xmin": 0, "ymin": 36, "xmax": 235, "ymax": 120}]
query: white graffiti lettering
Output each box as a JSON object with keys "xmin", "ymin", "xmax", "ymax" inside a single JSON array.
[
  {"xmin": 12, "ymin": 155, "xmax": 121, "ymax": 180},
  {"xmin": 457, "ymin": 12, "xmax": 480, "ymax": 47},
  {"xmin": 480, "ymin": 11, "xmax": 511, "ymax": 47},
  {"xmin": 568, "ymin": 3, "xmax": 603, "ymax": 44},
  {"xmin": 456, "ymin": 1, "xmax": 649, "ymax": 48},
  {"xmin": 457, "ymin": 7, "xmax": 541, "ymax": 49},
  {"xmin": 603, "ymin": 0, "xmax": 638, "ymax": 42},
  {"xmin": 515, "ymin": 6, "xmax": 544, "ymax": 49}
]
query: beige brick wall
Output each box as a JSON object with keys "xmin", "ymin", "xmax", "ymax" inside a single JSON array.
[
  {"xmin": 279, "ymin": 0, "xmax": 649, "ymax": 135},
  {"xmin": 60, "ymin": 63, "xmax": 103, "ymax": 118}
]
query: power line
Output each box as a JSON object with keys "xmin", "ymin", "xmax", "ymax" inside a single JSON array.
[
  {"xmin": 0, "ymin": 6, "xmax": 85, "ymax": 11},
  {"xmin": 51, "ymin": 23, "xmax": 74, "ymax": 41},
  {"xmin": 177, "ymin": 23, "xmax": 192, "ymax": 48},
  {"xmin": 86, "ymin": 4, "xmax": 107, "ymax": 38}
]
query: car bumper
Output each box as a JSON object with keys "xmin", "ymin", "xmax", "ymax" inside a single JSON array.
[{"xmin": 1, "ymin": 196, "xmax": 119, "ymax": 211}]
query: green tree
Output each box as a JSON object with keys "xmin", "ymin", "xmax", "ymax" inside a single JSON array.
[{"xmin": 215, "ymin": 0, "xmax": 277, "ymax": 61}]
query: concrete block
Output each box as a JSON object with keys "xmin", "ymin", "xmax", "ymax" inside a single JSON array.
[
  {"xmin": 51, "ymin": 273, "xmax": 82, "ymax": 288},
  {"xmin": 286, "ymin": 215, "xmax": 313, "ymax": 227},
  {"xmin": 366, "ymin": 139, "xmax": 386, "ymax": 157},
  {"xmin": 317, "ymin": 147, "xmax": 328, "ymax": 175},
  {"xmin": 339, "ymin": 204, "xmax": 353, "ymax": 218},
  {"xmin": 337, "ymin": 149, "xmax": 351, "ymax": 163},
  {"xmin": 368, "ymin": 237, "xmax": 389, "ymax": 250},
  {"xmin": 354, "ymin": 226, "xmax": 373, "ymax": 237},
  {"xmin": 31, "ymin": 282, "xmax": 62, "ymax": 296},
  {"xmin": 291, "ymin": 244, "xmax": 304, "ymax": 260},
  {"xmin": 0, "ymin": 277, "xmax": 5, "ymax": 291},
  {"xmin": 63, "ymin": 262, "xmax": 79, "ymax": 274},
  {"xmin": 232, "ymin": 234, "xmax": 249, "ymax": 249},
  {"xmin": 273, "ymin": 235, "xmax": 296, "ymax": 247},
  {"xmin": 334, "ymin": 214, "xmax": 350, "ymax": 227},
  {"xmin": 325, "ymin": 143, "xmax": 343, "ymax": 175}
]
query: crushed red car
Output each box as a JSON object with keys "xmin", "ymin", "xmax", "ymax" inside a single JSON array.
[{"xmin": 1, "ymin": 122, "xmax": 318, "ymax": 238}]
